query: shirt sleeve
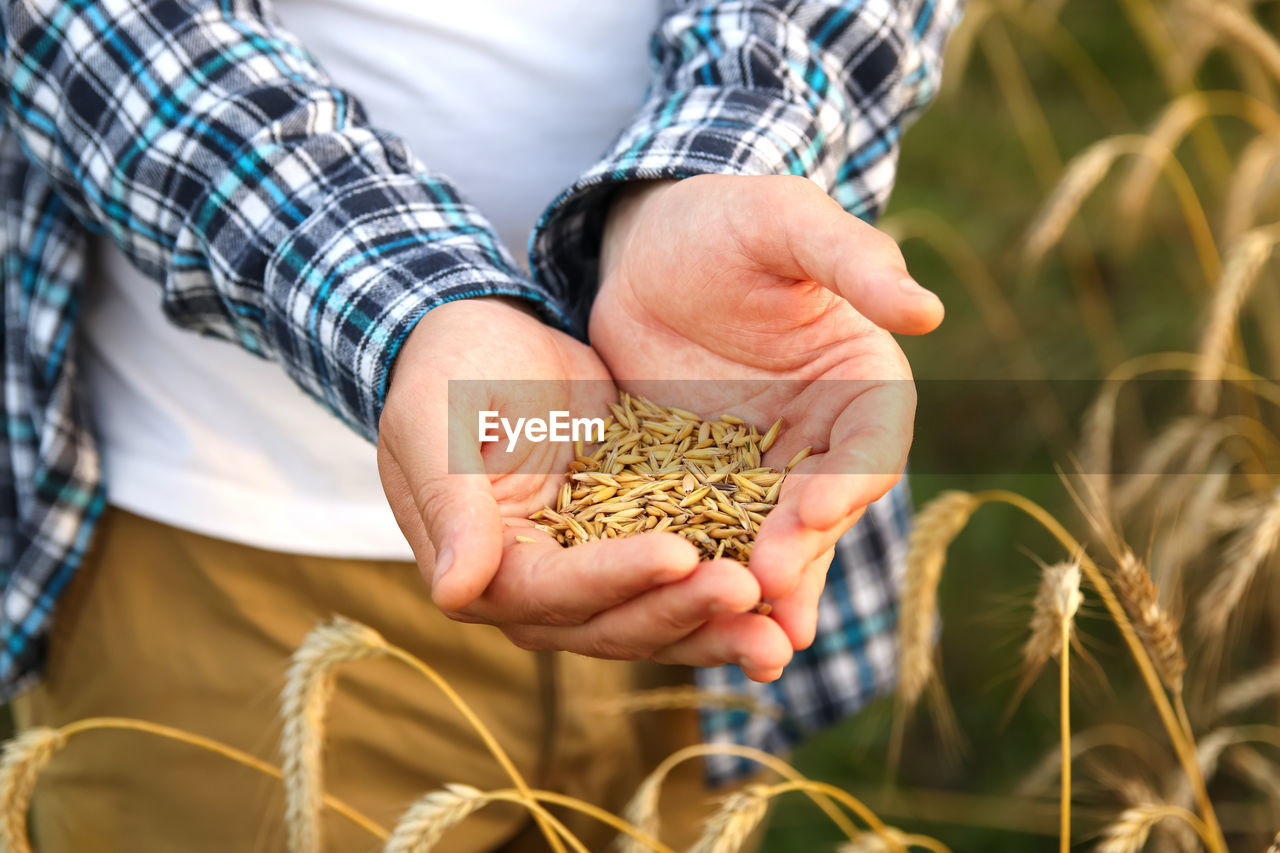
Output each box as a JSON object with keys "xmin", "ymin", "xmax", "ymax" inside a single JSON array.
[
  {"xmin": 1, "ymin": 0, "xmax": 571, "ymax": 440},
  {"xmin": 529, "ymin": 0, "xmax": 964, "ymax": 327}
]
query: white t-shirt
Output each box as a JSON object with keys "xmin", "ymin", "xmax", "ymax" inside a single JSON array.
[{"xmin": 81, "ymin": 0, "xmax": 658, "ymax": 558}]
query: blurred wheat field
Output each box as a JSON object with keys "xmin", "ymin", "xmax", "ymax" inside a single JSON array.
[
  {"xmin": 769, "ymin": 0, "xmax": 1280, "ymax": 850},
  {"xmin": 7, "ymin": 1, "xmax": 1280, "ymax": 851}
]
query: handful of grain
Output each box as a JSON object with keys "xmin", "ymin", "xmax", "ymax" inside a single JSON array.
[{"xmin": 528, "ymin": 393, "xmax": 810, "ymax": 566}]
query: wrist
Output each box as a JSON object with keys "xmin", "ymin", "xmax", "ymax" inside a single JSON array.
[
  {"xmin": 599, "ymin": 179, "xmax": 677, "ymax": 284},
  {"xmin": 386, "ymin": 296, "xmax": 541, "ymax": 391}
]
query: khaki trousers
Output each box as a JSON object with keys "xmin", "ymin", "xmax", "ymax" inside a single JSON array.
[{"xmin": 13, "ymin": 509, "xmax": 765, "ymax": 852}]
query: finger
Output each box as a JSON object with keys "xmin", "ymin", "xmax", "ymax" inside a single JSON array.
[
  {"xmin": 750, "ymin": 493, "xmax": 861, "ymax": 601},
  {"xmin": 502, "ymin": 558, "xmax": 761, "ymax": 656},
  {"xmin": 460, "ymin": 531, "xmax": 701, "ymax": 626},
  {"xmin": 747, "ymin": 176, "xmax": 944, "ymax": 335},
  {"xmin": 653, "ymin": 612, "xmax": 794, "ymax": 681},
  {"xmin": 796, "ymin": 381, "xmax": 915, "ymax": 531},
  {"xmin": 383, "ymin": 388, "xmax": 503, "ymax": 613},
  {"xmin": 767, "ymin": 548, "xmax": 834, "ymax": 650}
]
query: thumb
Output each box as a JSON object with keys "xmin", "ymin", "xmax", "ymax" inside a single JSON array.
[
  {"xmin": 387, "ymin": 389, "xmax": 504, "ymax": 613},
  {"xmin": 750, "ymin": 176, "xmax": 945, "ymax": 335}
]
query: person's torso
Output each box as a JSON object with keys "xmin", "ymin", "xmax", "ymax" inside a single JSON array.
[{"xmin": 81, "ymin": 0, "xmax": 658, "ymax": 558}]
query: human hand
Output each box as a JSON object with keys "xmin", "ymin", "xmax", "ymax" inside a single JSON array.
[
  {"xmin": 377, "ymin": 297, "xmax": 794, "ymax": 679},
  {"xmin": 591, "ymin": 175, "xmax": 943, "ymax": 651}
]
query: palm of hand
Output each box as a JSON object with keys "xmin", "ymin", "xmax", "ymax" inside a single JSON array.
[{"xmin": 585, "ymin": 176, "xmax": 926, "ymax": 638}]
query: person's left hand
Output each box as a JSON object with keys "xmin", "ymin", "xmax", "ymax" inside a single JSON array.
[{"xmin": 589, "ymin": 175, "xmax": 943, "ymax": 652}]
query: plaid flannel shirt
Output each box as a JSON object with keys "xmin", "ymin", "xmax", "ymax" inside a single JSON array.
[{"xmin": 0, "ymin": 0, "xmax": 958, "ymax": 784}]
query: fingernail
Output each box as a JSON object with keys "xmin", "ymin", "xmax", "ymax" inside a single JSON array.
[
  {"xmin": 738, "ymin": 656, "xmax": 755, "ymax": 671},
  {"xmin": 434, "ymin": 547, "xmax": 455, "ymax": 583}
]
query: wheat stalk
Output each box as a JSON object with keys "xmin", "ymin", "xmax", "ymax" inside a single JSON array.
[
  {"xmin": 0, "ymin": 727, "xmax": 65, "ymax": 853},
  {"xmin": 615, "ymin": 762, "xmax": 665, "ymax": 853},
  {"xmin": 615, "ymin": 742, "xmax": 871, "ymax": 852},
  {"xmin": 1196, "ymin": 488, "xmax": 1280, "ymax": 643},
  {"xmin": 1190, "ymin": 0, "xmax": 1280, "ymax": 81},
  {"xmin": 687, "ymin": 785, "xmax": 771, "ymax": 853},
  {"xmin": 1049, "ymin": 562, "xmax": 1082, "ymax": 853},
  {"xmin": 1115, "ymin": 90, "xmax": 1280, "ymax": 241},
  {"xmin": 384, "ymin": 784, "xmax": 488, "ymax": 853},
  {"xmin": 969, "ymin": 490, "xmax": 1227, "ymax": 851},
  {"xmin": 1194, "ymin": 227, "xmax": 1280, "ymax": 412},
  {"xmin": 281, "ymin": 616, "xmax": 389, "ymax": 853},
  {"xmin": 1222, "ymin": 133, "xmax": 1280, "ymax": 247}
]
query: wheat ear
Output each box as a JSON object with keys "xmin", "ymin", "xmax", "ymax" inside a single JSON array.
[
  {"xmin": 1023, "ymin": 138, "xmax": 1125, "ymax": 269},
  {"xmin": 383, "ymin": 784, "xmax": 488, "ymax": 853},
  {"xmin": 0, "ymin": 728, "xmax": 65, "ymax": 853},
  {"xmin": 687, "ymin": 786, "xmax": 771, "ymax": 853},
  {"xmin": 281, "ymin": 616, "xmax": 388, "ymax": 853},
  {"xmin": 1112, "ymin": 549, "xmax": 1186, "ymax": 693},
  {"xmin": 1196, "ymin": 488, "xmax": 1280, "ymax": 644},
  {"xmin": 1194, "ymin": 227, "xmax": 1280, "ymax": 412},
  {"xmin": 1096, "ymin": 803, "xmax": 1214, "ymax": 853},
  {"xmin": 897, "ymin": 492, "xmax": 981, "ymax": 709}
]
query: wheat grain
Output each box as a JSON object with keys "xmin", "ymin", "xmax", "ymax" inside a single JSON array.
[
  {"xmin": 384, "ymin": 784, "xmax": 488, "ymax": 853},
  {"xmin": 530, "ymin": 394, "xmax": 804, "ymax": 571},
  {"xmin": 897, "ymin": 491, "xmax": 981, "ymax": 709},
  {"xmin": 281, "ymin": 617, "xmax": 388, "ymax": 853},
  {"xmin": 0, "ymin": 727, "xmax": 65, "ymax": 853},
  {"xmin": 687, "ymin": 785, "xmax": 771, "ymax": 853}
]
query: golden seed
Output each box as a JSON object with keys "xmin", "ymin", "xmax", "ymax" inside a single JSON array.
[
  {"xmin": 528, "ymin": 393, "xmax": 792, "ymax": 562},
  {"xmin": 786, "ymin": 447, "xmax": 813, "ymax": 470}
]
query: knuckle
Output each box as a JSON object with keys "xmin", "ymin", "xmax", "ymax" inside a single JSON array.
[
  {"xmin": 520, "ymin": 596, "xmax": 580, "ymax": 627},
  {"xmin": 502, "ymin": 627, "xmax": 545, "ymax": 652},
  {"xmin": 648, "ymin": 604, "xmax": 696, "ymax": 637},
  {"xmin": 586, "ymin": 637, "xmax": 644, "ymax": 661}
]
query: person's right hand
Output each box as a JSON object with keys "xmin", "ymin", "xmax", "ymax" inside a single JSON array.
[{"xmin": 377, "ymin": 297, "xmax": 795, "ymax": 680}]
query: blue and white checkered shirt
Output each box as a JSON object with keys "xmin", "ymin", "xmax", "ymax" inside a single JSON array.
[{"xmin": 0, "ymin": 0, "xmax": 958, "ymax": 783}]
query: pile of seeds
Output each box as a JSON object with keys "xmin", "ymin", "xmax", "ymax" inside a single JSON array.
[{"xmin": 528, "ymin": 393, "xmax": 810, "ymax": 565}]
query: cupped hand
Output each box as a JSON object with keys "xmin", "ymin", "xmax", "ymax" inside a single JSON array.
[
  {"xmin": 591, "ymin": 175, "xmax": 943, "ymax": 651},
  {"xmin": 377, "ymin": 297, "xmax": 794, "ymax": 679}
]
